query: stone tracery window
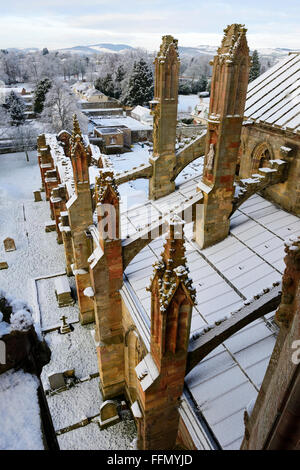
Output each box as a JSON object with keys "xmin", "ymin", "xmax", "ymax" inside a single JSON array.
[{"xmin": 251, "ymin": 142, "xmax": 273, "ymax": 171}]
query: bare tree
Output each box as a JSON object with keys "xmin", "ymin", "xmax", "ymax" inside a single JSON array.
[
  {"xmin": 8, "ymin": 123, "xmax": 39, "ymax": 161},
  {"xmin": 41, "ymin": 79, "xmax": 88, "ymax": 133},
  {"xmin": 0, "ymin": 50, "xmax": 22, "ymax": 84},
  {"xmin": 23, "ymin": 51, "xmax": 61, "ymax": 84}
]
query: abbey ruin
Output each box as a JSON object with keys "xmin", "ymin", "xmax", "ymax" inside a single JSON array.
[{"xmin": 2, "ymin": 23, "xmax": 298, "ymax": 450}]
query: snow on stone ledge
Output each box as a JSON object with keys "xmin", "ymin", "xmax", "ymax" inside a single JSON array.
[
  {"xmin": 131, "ymin": 401, "xmax": 142, "ymax": 419},
  {"xmin": 0, "ymin": 369, "xmax": 44, "ymax": 450},
  {"xmin": 83, "ymin": 287, "xmax": 94, "ymax": 298},
  {"xmin": 135, "ymin": 353, "xmax": 159, "ymax": 391}
]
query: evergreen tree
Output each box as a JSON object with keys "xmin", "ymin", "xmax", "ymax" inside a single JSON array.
[
  {"xmin": 114, "ymin": 65, "xmax": 126, "ymax": 99},
  {"xmin": 249, "ymin": 50, "xmax": 261, "ymax": 82},
  {"xmin": 33, "ymin": 78, "xmax": 52, "ymax": 114},
  {"xmin": 102, "ymin": 73, "xmax": 114, "ymax": 97},
  {"xmin": 42, "ymin": 47, "xmax": 49, "ymax": 56},
  {"xmin": 122, "ymin": 59, "xmax": 153, "ymax": 107},
  {"xmin": 115, "ymin": 64, "xmax": 125, "ymax": 83},
  {"xmin": 4, "ymin": 91, "xmax": 25, "ymax": 125},
  {"xmin": 190, "ymin": 75, "xmax": 208, "ymax": 94},
  {"xmin": 95, "ymin": 73, "xmax": 115, "ymax": 98},
  {"xmin": 178, "ymin": 81, "xmax": 191, "ymax": 95},
  {"xmin": 199, "ymin": 75, "xmax": 208, "ymax": 92}
]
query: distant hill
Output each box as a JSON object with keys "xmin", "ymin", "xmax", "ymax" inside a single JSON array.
[
  {"xmin": 5, "ymin": 47, "xmax": 40, "ymax": 53},
  {"xmin": 57, "ymin": 43, "xmax": 136, "ymax": 55},
  {"xmin": 179, "ymin": 46, "xmax": 216, "ymax": 56},
  {"xmin": 179, "ymin": 45, "xmax": 298, "ymax": 60},
  {"xmin": 3, "ymin": 43, "xmax": 297, "ymax": 61},
  {"xmin": 58, "ymin": 44, "xmax": 297, "ymax": 62}
]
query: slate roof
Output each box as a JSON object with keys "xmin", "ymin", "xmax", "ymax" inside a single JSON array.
[
  {"xmin": 122, "ymin": 173, "xmax": 300, "ymax": 449},
  {"xmin": 245, "ymin": 52, "xmax": 300, "ymax": 132}
]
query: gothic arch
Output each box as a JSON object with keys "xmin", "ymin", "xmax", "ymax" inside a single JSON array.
[{"xmin": 251, "ymin": 142, "xmax": 274, "ymax": 172}]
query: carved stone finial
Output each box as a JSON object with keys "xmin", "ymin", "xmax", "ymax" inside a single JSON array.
[
  {"xmin": 217, "ymin": 23, "xmax": 249, "ymax": 61},
  {"xmin": 157, "ymin": 35, "xmax": 179, "ymax": 59},
  {"xmin": 72, "ymin": 114, "xmax": 82, "ymax": 139},
  {"xmin": 95, "ymin": 170, "xmax": 119, "ymax": 205},
  {"xmin": 71, "ymin": 130, "xmax": 86, "ymax": 159},
  {"xmin": 149, "ymin": 216, "xmax": 196, "ymax": 312}
]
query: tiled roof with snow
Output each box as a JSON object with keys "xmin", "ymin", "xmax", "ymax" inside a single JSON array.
[
  {"xmin": 132, "ymin": 105, "xmax": 151, "ymax": 117},
  {"xmin": 85, "ymin": 88, "xmax": 104, "ymax": 98},
  {"xmin": 122, "ymin": 172, "xmax": 300, "ymax": 449},
  {"xmin": 245, "ymin": 52, "xmax": 300, "ymax": 132},
  {"xmin": 92, "ymin": 116, "xmax": 152, "ymax": 131},
  {"xmin": 72, "ymin": 81, "xmax": 90, "ymax": 92}
]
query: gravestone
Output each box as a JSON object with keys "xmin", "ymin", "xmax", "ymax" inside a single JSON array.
[
  {"xmin": 0, "ymin": 262, "xmax": 8, "ymax": 270},
  {"xmin": 48, "ymin": 372, "xmax": 65, "ymax": 390},
  {"xmin": 3, "ymin": 238, "xmax": 16, "ymax": 252},
  {"xmin": 99, "ymin": 400, "xmax": 120, "ymax": 429},
  {"xmin": 34, "ymin": 190, "xmax": 42, "ymax": 202},
  {"xmin": 45, "ymin": 221, "xmax": 56, "ymax": 232},
  {"xmin": 55, "ymin": 277, "xmax": 74, "ymax": 308}
]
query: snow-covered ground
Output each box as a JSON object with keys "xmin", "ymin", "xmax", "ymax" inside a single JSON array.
[
  {"xmin": 0, "ymin": 151, "xmax": 137, "ymax": 450},
  {"xmin": 178, "ymin": 94, "xmax": 200, "ymax": 114},
  {"xmin": 89, "ymin": 143, "xmax": 151, "ymax": 210},
  {"xmin": 0, "ymin": 369, "xmax": 44, "ymax": 450},
  {"xmin": 0, "ymin": 151, "xmax": 66, "ymax": 303},
  {"xmin": 89, "ymin": 143, "xmax": 204, "ymax": 211},
  {"xmin": 0, "ymin": 83, "xmax": 34, "ymax": 97},
  {"xmin": 110, "ymin": 144, "xmax": 151, "ymax": 171},
  {"xmin": 58, "ymin": 419, "xmax": 136, "ymax": 450},
  {"xmin": 47, "ymin": 377, "xmax": 104, "ymax": 431},
  {"xmin": 41, "ymin": 322, "xmax": 98, "ymax": 390},
  {"xmin": 175, "ymin": 156, "xmax": 204, "ymax": 186},
  {"xmin": 37, "ymin": 276, "xmax": 79, "ymax": 330}
]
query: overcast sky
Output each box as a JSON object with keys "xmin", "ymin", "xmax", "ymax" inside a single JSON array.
[{"xmin": 1, "ymin": 0, "xmax": 299, "ymax": 51}]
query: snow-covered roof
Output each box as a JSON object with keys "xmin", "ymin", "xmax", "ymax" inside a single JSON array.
[
  {"xmin": 91, "ymin": 116, "xmax": 152, "ymax": 131},
  {"xmin": 122, "ymin": 172, "xmax": 300, "ymax": 449},
  {"xmin": 85, "ymin": 88, "xmax": 104, "ymax": 98},
  {"xmin": 72, "ymin": 81, "xmax": 91, "ymax": 93},
  {"xmin": 178, "ymin": 94, "xmax": 201, "ymax": 114},
  {"xmin": 245, "ymin": 52, "xmax": 300, "ymax": 132},
  {"xmin": 131, "ymin": 105, "xmax": 151, "ymax": 118},
  {"xmin": 96, "ymin": 127, "xmax": 122, "ymax": 135},
  {"xmin": 1, "ymin": 137, "xmax": 299, "ymax": 449}
]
